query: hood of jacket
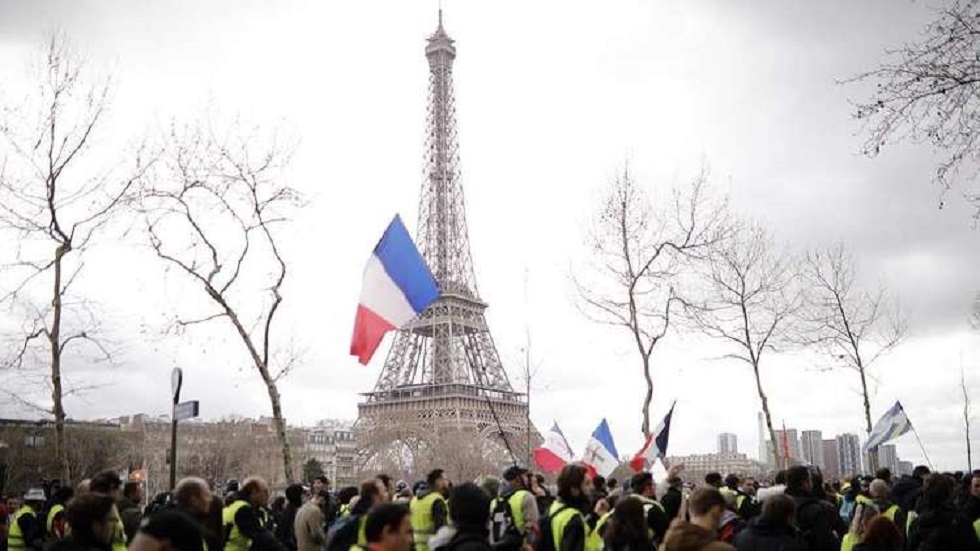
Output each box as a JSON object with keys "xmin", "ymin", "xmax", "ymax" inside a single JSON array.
[{"xmin": 890, "ymin": 475, "xmax": 922, "ymax": 511}]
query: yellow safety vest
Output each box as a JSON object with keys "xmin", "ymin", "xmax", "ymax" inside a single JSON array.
[
  {"xmin": 882, "ymin": 504, "xmax": 899, "ymax": 522},
  {"xmin": 411, "ymin": 493, "xmax": 447, "ymax": 551},
  {"xmin": 340, "ymin": 503, "xmax": 350, "ymax": 517},
  {"xmin": 46, "ymin": 503, "xmax": 65, "ymax": 536},
  {"xmin": 586, "ymin": 510, "xmax": 612, "ymax": 551},
  {"xmin": 636, "ymin": 496, "xmax": 666, "ymax": 540},
  {"xmin": 973, "ymin": 518, "xmax": 979, "ymax": 542},
  {"xmin": 7, "ymin": 507, "xmax": 35, "ymax": 551},
  {"xmin": 841, "ymin": 533, "xmax": 860, "ymax": 551},
  {"xmin": 223, "ymin": 499, "xmax": 253, "ymax": 551},
  {"xmin": 490, "ymin": 490, "xmax": 530, "ymax": 536},
  {"xmin": 856, "ymin": 495, "xmax": 872, "ymax": 506},
  {"xmin": 550, "ymin": 502, "xmax": 583, "ymax": 551},
  {"xmin": 110, "ymin": 504, "xmax": 127, "ymax": 551}
]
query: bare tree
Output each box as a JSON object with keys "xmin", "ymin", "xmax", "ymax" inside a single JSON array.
[
  {"xmin": 962, "ymin": 362, "xmax": 973, "ymax": 471},
  {"xmin": 848, "ymin": 1, "xmax": 980, "ymax": 218},
  {"xmin": 140, "ymin": 116, "xmax": 301, "ymax": 482},
  {"xmin": 0, "ymin": 35, "xmax": 145, "ymax": 479},
  {"xmin": 801, "ymin": 244, "xmax": 906, "ymax": 469},
  {"xmin": 689, "ymin": 223, "xmax": 800, "ymax": 468},
  {"xmin": 575, "ymin": 167, "xmax": 728, "ymax": 437}
]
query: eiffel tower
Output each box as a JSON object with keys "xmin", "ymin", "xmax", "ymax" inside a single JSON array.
[{"xmin": 355, "ymin": 12, "xmax": 537, "ymax": 478}]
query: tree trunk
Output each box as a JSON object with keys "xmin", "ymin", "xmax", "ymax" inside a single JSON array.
[
  {"xmin": 264, "ymin": 377, "xmax": 294, "ymax": 483},
  {"xmin": 858, "ymin": 365, "xmax": 878, "ymax": 473},
  {"xmin": 641, "ymin": 354, "xmax": 653, "ymax": 437},
  {"xmin": 50, "ymin": 244, "xmax": 68, "ymax": 482},
  {"xmin": 752, "ymin": 363, "xmax": 781, "ymax": 469}
]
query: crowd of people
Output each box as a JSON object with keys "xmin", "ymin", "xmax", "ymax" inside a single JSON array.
[{"xmin": 0, "ymin": 462, "xmax": 978, "ymax": 551}]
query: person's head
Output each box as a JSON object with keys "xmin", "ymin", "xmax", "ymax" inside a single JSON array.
[
  {"xmin": 869, "ymin": 479, "xmax": 890, "ymax": 501},
  {"xmin": 774, "ymin": 470, "xmax": 788, "ymax": 486},
  {"xmin": 314, "ymin": 489, "xmax": 330, "ymax": 507},
  {"xmin": 313, "ymin": 476, "xmax": 329, "ymax": 493},
  {"xmin": 689, "ymin": 488, "xmax": 727, "ymax": 529},
  {"xmin": 241, "ymin": 477, "xmax": 270, "ymax": 507},
  {"xmin": 630, "ymin": 472, "xmax": 655, "ymax": 498},
  {"xmin": 606, "ymin": 497, "xmax": 649, "ymax": 546},
  {"xmin": 723, "ymin": 474, "xmax": 739, "ymax": 490},
  {"xmin": 129, "ymin": 509, "xmax": 205, "ymax": 551},
  {"xmin": 426, "ymin": 469, "xmax": 448, "ymax": 493},
  {"xmin": 449, "ymin": 482, "xmax": 490, "ymax": 528},
  {"xmin": 65, "ymin": 493, "xmax": 117, "ymax": 546},
  {"xmin": 760, "ymin": 494, "xmax": 795, "ymax": 526},
  {"xmin": 912, "ymin": 465, "xmax": 931, "ymax": 481},
  {"xmin": 285, "ymin": 483, "xmax": 304, "ymax": 507},
  {"xmin": 875, "ymin": 468, "xmax": 892, "ymax": 485},
  {"xmin": 786, "ymin": 466, "xmax": 812, "ymax": 495},
  {"xmin": 365, "ymin": 503, "xmax": 412, "ymax": 551},
  {"xmin": 22, "ymin": 488, "xmax": 46, "ymax": 510},
  {"xmin": 225, "ymin": 479, "xmax": 240, "ymax": 495},
  {"xmin": 740, "ymin": 477, "xmax": 758, "ymax": 496},
  {"xmin": 921, "ymin": 473, "xmax": 955, "ymax": 509},
  {"xmin": 704, "ymin": 472, "xmax": 723, "ymax": 489},
  {"xmin": 337, "ymin": 486, "xmax": 359, "ymax": 505},
  {"xmin": 480, "ymin": 476, "xmax": 500, "ymax": 499},
  {"xmin": 356, "ymin": 478, "xmax": 386, "ymax": 512},
  {"xmin": 502, "ymin": 465, "xmax": 530, "ymax": 490},
  {"xmin": 970, "ymin": 473, "xmax": 980, "ymax": 498},
  {"xmin": 607, "ymin": 478, "xmax": 618, "ymax": 492},
  {"xmin": 666, "ymin": 476, "xmax": 683, "ymax": 491},
  {"xmin": 124, "ymin": 481, "xmax": 144, "ymax": 504},
  {"xmin": 91, "ymin": 470, "xmax": 123, "ymax": 497},
  {"xmin": 861, "ymin": 516, "xmax": 902, "ymax": 551},
  {"xmin": 52, "ymin": 486, "xmax": 73, "ymax": 505},
  {"xmin": 271, "ymin": 496, "xmax": 286, "ymax": 512},
  {"xmin": 174, "ymin": 477, "xmax": 212, "ymax": 517},
  {"xmin": 557, "ymin": 463, "xmax": 593, "ymax": 504},
  {"xmin": 593, "ymin": 475, "xmax": 607, "ymax": 494}
]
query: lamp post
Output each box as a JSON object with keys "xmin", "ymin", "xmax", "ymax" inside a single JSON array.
[{"xmin": 170, "ymin": 368, "xmax": 182, "ymax": 490}]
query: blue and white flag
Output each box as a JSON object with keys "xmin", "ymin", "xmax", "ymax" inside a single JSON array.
[
  {"xmin": 863, "ymin": 401, "xmax": 912, "ymax": 451},
  {"xmin": 581, "ymin": 418, "xmax": 620, "ymax": 478}
]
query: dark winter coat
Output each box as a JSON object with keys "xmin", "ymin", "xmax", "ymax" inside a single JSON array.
[
  {"xmin": 44, "ymin": 534, "xmax": 112, "ymax": 551},
  {"xmin": 117, "ymin": 497, "xmax": 142, "ymax": 543},
  {"xmin": 732, "ymin": 517, "xmax": 807, "ymax": 551},
  {"xmin": 787, "ymin": 493, "xmax": 843, "ymax": 551},
  {"xmin": 434, "ymin": 524, "xmax": 493, "ymax": 551},
  {"xmin": 660, "ymin": 488, "xmax": 683, "ymax": 522},
  {"xmin": 276, "ymin": 503, "xmax": 301, "ymax": 550},
  {"xmin": 889, "ymin": 476, "xmax": 923, "ymax": 513},
  {"xmin": 907, "ymin": 504, "xmax": 980, "ymax": 551},
  {"xmin": 963, "ymin": 494, "xmax": 980, "ymax": 523}
]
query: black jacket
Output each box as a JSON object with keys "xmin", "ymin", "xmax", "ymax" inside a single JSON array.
[
  {"xmin": 435, "ymin": 524, "xmax": 493, "ymax": 551},
  {"xmin": 733, "ymin": 517, "xmax": 807, "ymax": 551},
  {"xmin": 276, "ymin": 503, "xmax": 301, "ymax": 550},
  {"xmin": 963, "ymin": 494, "xmax": 980, "ymax": 523},
  {"xmin": 117, "ymin": 497, "xmax": 142, "ymax": 543},
  {"xmin": 787, "ymin": 493, "xmax": 843, "ymax": 551},
  {"xmin": 44, "ymin": 535, "xmax": 112, "ymax": 551},
  {"xmin": 660, "ymin": 487, "xmax": 682, "ymax": 522},
  {"xmin": 907, "ymin": 504, "xmax": 980, "ymax": 551},
  {"xmin": 890, "ymin": 476, "xmax": 923, "ymax": 513}
]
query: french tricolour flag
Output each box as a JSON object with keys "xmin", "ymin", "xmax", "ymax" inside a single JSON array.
[
  {"xmin": 533, "ymin": 422, "xmax": 575, "ymax": 473},
  {"xmin": 581, "ymin": 418, "xmax": 620, "ymax": 478},
  {"xmin": 350, "ymin": 215, "xmax": 439, "ymax": 365}
]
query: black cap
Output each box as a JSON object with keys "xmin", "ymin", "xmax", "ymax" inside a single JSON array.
[
  {"xmin": 138, "ymin": 510, "xmax": 205, "ymax": 551},
  {"xmin": 502, "ymin": 465, "xmax": 528, "ymax": 481}
]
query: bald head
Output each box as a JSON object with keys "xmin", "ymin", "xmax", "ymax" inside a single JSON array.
[
  {"xmin": 174, "ymin": 477, "xmax": 212, "ymax": 516},
  {"xmin": 869, "ymin": 479, "xmax": 889, "ymax": 500}
]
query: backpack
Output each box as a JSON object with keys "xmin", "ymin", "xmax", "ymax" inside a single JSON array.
[
  {"xmin": 534, "ymin": 506, "xmax": 571, "ymax": 551},
  {"xmin": 839, "ymin": 497, "xmax": 856, "ymax": 524},
  {"xmin": 326, "ymin": 513, "xmax": 362, "ymax": 551},
  {"xmin": 490, "ymin": 492, "xmax": 525, "ymax": 551}
]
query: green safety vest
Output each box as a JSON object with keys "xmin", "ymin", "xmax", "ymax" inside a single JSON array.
[
  {"xmin": 223, "ymin": 499, "xmax": 253, "ymax": 551},
  {"xmin": 7, "ymin": 506, "xmax": 35, "ymax": 551},
  {"xmin": 973, "ymin": 518, "xmax": 979, "ymax": 542},
  {"xmin": 110, "ymin": 504, "xmax": 127, "ymax": 551},
  {"xmin": 46, "ymin": 503, "xmax": 66, "ymax": 539},
  {"xmin": 881, "ymin": 504, "xmax": 899, "ymax": 522},
  {"xmin": 411, "ymin": 493, "xmax": 447, "ymax": 551},
  {"xmin": 491, "ymin": 490, "xmax": 530, "ymax": 535},
  {"xmin": 636, "ymin": 496, "xmax": 665, "ymax": 540},
  {"xmin": 841, "ymin": 533, "xmax": 860, "ymax": 551},
  {"xmin": 586, "ymin": 510, "xmax": 612, "ymax": 551}
]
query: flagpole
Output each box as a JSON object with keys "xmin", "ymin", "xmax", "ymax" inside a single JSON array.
[{"xmin": 909, "ymin": 422, "xmax": 934, "ymax": 471}]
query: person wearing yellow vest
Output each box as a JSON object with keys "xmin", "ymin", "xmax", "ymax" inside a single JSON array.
[
  {"xmin": 45, "ymin": 486, "xmax": 73, "ymax": 542},
  {"xmin": 223, "ymin": 476, "xmax": 287, "ymax": 551},
  {"xmin": 411, "ymin": 469, "xmax": 450, "ymax": 551},
  {"xmin": 841, "ymin": 501, "xmax": 878, "ymax": 551},
  {"xmin": 489, "ymin": 465, "xmax": 540, "ymax": 550},
  {"xmin": 90, "ymin": 470, "xmax": 128, "ymax": 551},
  {"xmin": 328, "ymin": 478, "xmax": 388, "ymax": 551},
  {"xmin": 628, "ymin": 472, "xmax": 669, "ymax": 543},
  {"xmin": 171, "ymin": 477, "xmax": 214, "ymax": 551},
  {"xmin": 600, "ymin": 497, "xmax": 652, "ymax": 551},
  {"xmin": 544, "ymin": 462, "xmax": 593, "ymax": 551},
  {"xmin": 46, "ymin": 493, "xmax": 118, "ymax": 551},
  {"xmin": 867, "ymin": 479, "xmax": 903, "ymax": 526},
  {"xmin": 8, "ymin": 488, "xmax": 45, "ymax": 551}
]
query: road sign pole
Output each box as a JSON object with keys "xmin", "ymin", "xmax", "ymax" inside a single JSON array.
[{"xmin": 170, "ymin": 368, "xmax": 183, "ymax": 491}]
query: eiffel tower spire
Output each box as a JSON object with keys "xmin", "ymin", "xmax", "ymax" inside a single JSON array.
[{"xmin": 356, "ymin": 13, "xmax": 537, "ymax": 476}]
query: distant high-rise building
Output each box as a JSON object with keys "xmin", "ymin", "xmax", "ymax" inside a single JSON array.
[
  {"xmin": 822, "ymin": 439, "xmax": 840, "ymax": 480},
  {"xmin": 878, "ymin": 444, "xmax": 899, "ymax": 475},
  {"xmin": 800, "ymin": 430, "xmax": 824, "ymax": 469},
  {"xmin": 718, "ymin": 433, "xmax": 738, "ymax": 454},
  {"xmin": 773, "ymin": 428, "xmax": 801, "ymax": 464},
  {"xmin": 837, "ymin": 434, "xmax": 863, "ymax": 476},
  {"xmin": 898, "ymin": 460, "xmax": 913, "ymax": 476}
]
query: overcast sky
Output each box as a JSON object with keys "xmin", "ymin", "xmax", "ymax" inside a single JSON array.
[{"xmin": 1, "ymin": 0, "xmax": 978, "ymax": 472}]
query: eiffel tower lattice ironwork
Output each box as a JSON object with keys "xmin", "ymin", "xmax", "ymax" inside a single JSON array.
[{"xmin": 355, "ymin": 12, "xmax": 537, "ymax": 476}]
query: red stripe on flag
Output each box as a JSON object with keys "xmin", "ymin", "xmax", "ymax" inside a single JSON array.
[
  {"xmin": 350, "ymin": 304, "xmax": 396, "ymax": 365},
  {"xmin": 533, "ymin": 448, "xmax": 569, "ymax": 473}
]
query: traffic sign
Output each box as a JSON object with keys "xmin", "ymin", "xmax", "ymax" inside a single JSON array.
[
  {"xmin": 174, "ymin": 400, "xmax": 199, "ymax": 421},
  {"xmin": 171, "ymin": 368, "xmax": 183, "ymax": 401}
]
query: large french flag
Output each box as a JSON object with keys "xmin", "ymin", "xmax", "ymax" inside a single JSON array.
[
  {"xmin": 582, "ymin": 419, "xmax": 620, "ymax": 478},
  {"xmin": 350, "ymin": 215, "xmax": 439, "ymax": 365},
  {"xmin": 630, "ymin": 401, "xmax": 676, "ymax": 472},
  {"xmin": 533, "ymin": 422, "xmax": 575, "ymax": 473}
]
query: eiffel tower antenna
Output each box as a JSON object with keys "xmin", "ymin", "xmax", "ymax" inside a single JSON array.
[{"xmin": 355, "ymin": 11, "xmax": 538, "ymax": 476}]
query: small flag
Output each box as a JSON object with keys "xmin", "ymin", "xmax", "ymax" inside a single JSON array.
[
  {"xmin": 581, "ymin": 419, "xmax": 620, "ymax": 478},
  {"xmin": 533, "ymin": 422, "xmax": 575, "ymax": 473},
  {"xmin": 630, "ymin": 401, "xmax": 676, "ymax": 472},
  {"xmin": 863, "ymin": 401, "xmax": 912, "ymax": 451},
  {"xmin": 350, "ymin": 215, "xmax": 439, "ymax": 365}
]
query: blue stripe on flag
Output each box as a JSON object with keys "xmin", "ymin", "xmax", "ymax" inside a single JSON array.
[
  {"xmin": 374, "ymin": 215, "xmax": 439, "ymax": 312},
  {"xmin": 593, "ymin": 418, "xmax": 619, "ymax": 459}
]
